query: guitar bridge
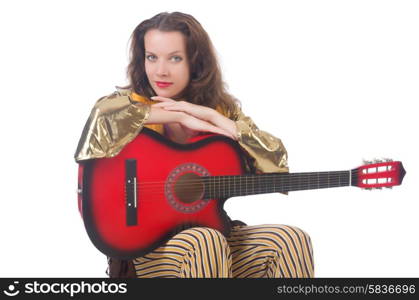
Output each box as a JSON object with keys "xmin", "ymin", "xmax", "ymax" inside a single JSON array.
[{"xmin": 125, "ymin": 159, "xmax": 138, "ymax": 226}]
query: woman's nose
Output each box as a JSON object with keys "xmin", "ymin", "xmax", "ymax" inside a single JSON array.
[{"xmin": 156, "ymin": 61, "xmax": 169, "ymax": 77}]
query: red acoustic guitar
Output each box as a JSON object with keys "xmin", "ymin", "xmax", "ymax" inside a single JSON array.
[{"xmin": 77, "ymin": 127, "xmax": 405, "ymax": 259}]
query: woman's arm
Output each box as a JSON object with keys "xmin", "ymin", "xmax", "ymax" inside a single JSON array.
[
  {"xmin": 147, "ymin": 106, "xmax": 235, "ymax": 139},
  {"xmin": 151, "ymin": 97, "xmax": 237, "ymax": 139}
]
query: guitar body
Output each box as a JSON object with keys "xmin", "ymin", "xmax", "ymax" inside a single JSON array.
[{"xmin": 78, "ymin": 128, "xmax": 247, "ymax": 259}]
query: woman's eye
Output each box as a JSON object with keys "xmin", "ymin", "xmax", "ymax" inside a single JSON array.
[
  {"xmin": 171, "ymin": 56, "xmax": 182, "ymax": 62},
  {"xmin": 146, "ymin": 55, "xmax": 157, "ymax": 61}
]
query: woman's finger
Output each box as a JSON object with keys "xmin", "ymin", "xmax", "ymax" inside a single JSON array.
[
  {"xmin": 151, "ymin": 96, "xmax": 175, "ymax": 103},
  {"xmin": 152, "ymin": 102, "xmax": 176, "ymax": 108},
  {"xmin": 208, "ymin": 125, "xmax": 234, "ymax": 139},
  {"xmin": 205, "ymin": 122, "xmax": 234, "ymax": 138},
  {"xmin": 156, "ymin": 102, "xmax": 191, "ymax": 113},
  {"xmin": 161, "ymin": 105, "xmax": 181, "ymax": 111}
]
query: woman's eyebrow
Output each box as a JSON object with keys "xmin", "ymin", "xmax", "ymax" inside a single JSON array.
[{"xmin": 145, "ymin": 50, "xmax": 183, "ymax": 55}]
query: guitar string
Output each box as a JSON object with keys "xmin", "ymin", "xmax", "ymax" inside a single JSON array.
[
  {"xmin": 121, "ymin": 178, "xmax": 360, "ymax": 194},
  {"xmin": 101, "ymin": 173, "xmax": 386, "ymax": 203},
  {"xmin": 116, "ymin": 180, "xmax": 355, "ymax": 203},
  {"xmin": 118, "ymin": 175, "xmax": 359, "ymax": 197},
  {"xmin": 130, "ymin": 176, "xmax": 381, "ymax": 192},
  {"xmin": 124, "ymin": 167, "xmax": 392, "ymax": 189},
  {"xmin": 116, "ymin": 178, "xmax": 389, "ymax": 204},
  {"xmin": 89, "ymin": 171, "xmax": 391, "ymax": 197},
  {"xmin": 101, "ymin": 162, "xmax": 394, "ymax": 188},
  {"xmin": 123, "ymin": 179, "xmax": 355, "ymax": 195},
  {"xmin": 132, "ymin": 176, "xmax": 355, "ymax": 191},
  {"xmin": 89, "ymin": 170, "xmax": 393, "ymax": 202},
  {"xmin": 123, "ymin": 177, "xmax": 392, "ymax": 198},
  {"xmin": 129, "ymin": 171, "xmax": 358, "ymax": 187}
]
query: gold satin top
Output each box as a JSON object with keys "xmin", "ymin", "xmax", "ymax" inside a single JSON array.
[{"xmin": 74, "ymin": 88, "xmax": 289, "ymax": 174}]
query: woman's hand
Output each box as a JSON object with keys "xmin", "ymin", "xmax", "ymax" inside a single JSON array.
[
  {"xmin": 151, "ymin": 96, "xmax": 238, "ymax": 140},
  {"xmin": 178, "ymin": 113, "xmax": 235, "ymax": 139},
  {"xmin": 152, "ymin": 96, "xmax": 214, "ymax": 122}
]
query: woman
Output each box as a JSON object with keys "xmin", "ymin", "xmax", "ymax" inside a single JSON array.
[{"xmin": 75, "ymin": 11, "xmax": 314, "ymax": 278}]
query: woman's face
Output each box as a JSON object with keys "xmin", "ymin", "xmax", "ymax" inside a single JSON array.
[{"xmin": 144, "ymin": 29, "xmax": 190, "ymax": 98}]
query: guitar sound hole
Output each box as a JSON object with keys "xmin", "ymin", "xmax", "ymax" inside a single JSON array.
[{"xmin": 174, "ymin": 173, "xmax": 204, "ymax": 204}]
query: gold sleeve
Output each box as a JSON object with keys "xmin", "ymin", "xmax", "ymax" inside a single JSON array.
[
  {"xmin": 233, "ymin": 107, "xmax": 289, "ymax": 174},
  {"xmin": 74, "ymin": 90, "xmax": 150, "ymax": 162}
]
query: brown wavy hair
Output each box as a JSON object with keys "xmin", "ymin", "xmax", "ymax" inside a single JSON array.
[{"xmin": 120, "ymin": 12, "xmax": 239, "ymax": 115}]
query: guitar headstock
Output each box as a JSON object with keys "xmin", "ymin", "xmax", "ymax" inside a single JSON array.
[{"xmin": 352, "ymin": 159, "xmax": 406, "ymax": 189}]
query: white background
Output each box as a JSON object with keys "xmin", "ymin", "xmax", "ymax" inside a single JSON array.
[{"xmin": 0, "ymin": 0, "xmax": 418, "ymax": 277}]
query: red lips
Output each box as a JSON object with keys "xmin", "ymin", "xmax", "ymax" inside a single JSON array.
[{"xmin": 156, "ymin": 81, "xmax": 173, "ymax": 88}]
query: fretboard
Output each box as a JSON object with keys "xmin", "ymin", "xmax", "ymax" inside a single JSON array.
[{"xmin": 202, "ymin": 170, "xmax": 357, "ymax": 199}]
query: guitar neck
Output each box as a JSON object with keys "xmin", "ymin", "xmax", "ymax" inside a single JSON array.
[{"xmin": 202, "ymin": 170, "xmax": 357, "ymax": 198}]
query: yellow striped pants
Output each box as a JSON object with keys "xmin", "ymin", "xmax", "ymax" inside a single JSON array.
[{"xmin": 132, "ymin": 224, "xmax": 314, "ymax": 278}]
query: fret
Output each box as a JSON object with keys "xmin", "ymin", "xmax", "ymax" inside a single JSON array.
[
  {"xmin": 317, "ymin": 172, "xmax": 319, "ymax": 189},
  {"xmin": 273, "ymin": 173, "xmax": 276, "ymax": 192},
  {"xmin": 305, "ymin": 173, "xmax": 310, "ymax": 190},
  {"xmin": 219, "ymin": 175, "xmax": 228, "ymax": 197},
  {"xmin": 213, "ymin": 176, "xmax": 217, "ymax": 197},
  {"xmin": 245, "ymin": 174, "xmax": 248, "ymax": 195},
  {"xmin": 211, "ymin": 176, "xmax": 215, "ymax": 198},
  {"xmin": 221, "ymin": 175, "xmax": 224, "ymax": 198},
  {"xmin": 228, "ymin": 175, "xmax": 231, "ymax": 198},
  {"xmin": 239, "ymin": 176, "xmax": 243, "ymax": 194},
  {"xmin": 225, "ymin": 176, "xmax": 228, "ymax": 197},
  {"xmin": 309, "ymin": 173, "xmax": 315, "ymax": 189},
  {"xmin": 267, "ymin": 174, "xmax": 274, "ymax": 193},
  {"xmin": 248, "ymin": 175, "xmax": 251, "ymax": 195},
  {"xmin": 285, "ymin": 174, "xmax": 290, "ymax": 193},
  {"xmin": 217, "ymin": 175, "xmax": 220, "ymax": 198},
  {"xmin": 233, "ymin": 177, "xmax": 239, "ymax": 196},
  {"xmin": 252, "ymin": 175, "xmax": 256, "ymax": 195},
  {"xmin": 258, "ymin": 174, "xmax": 266, "ymax": 194},
  {"xmin": 297, "ymin": 172, "xmax": 302, "ymax": 190},
  {"xmin": 339, "ymin": 171, "xmax": 341, "ymax": 186},
  {"xmin": 270, "ymin": 174, "xmax": 277, "ymax": 193},
  {"xmin": 219, "ymin": 175, "xmax": 222, "ymax": 198},
  {"xmin": 329, "ymin": 172, "xmax": 332, "ymax": 186}
]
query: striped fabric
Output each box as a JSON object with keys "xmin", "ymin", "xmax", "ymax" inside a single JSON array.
[{"xmin": 132, "ymin": 224, "xmax": 314, "ymax": 278}]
